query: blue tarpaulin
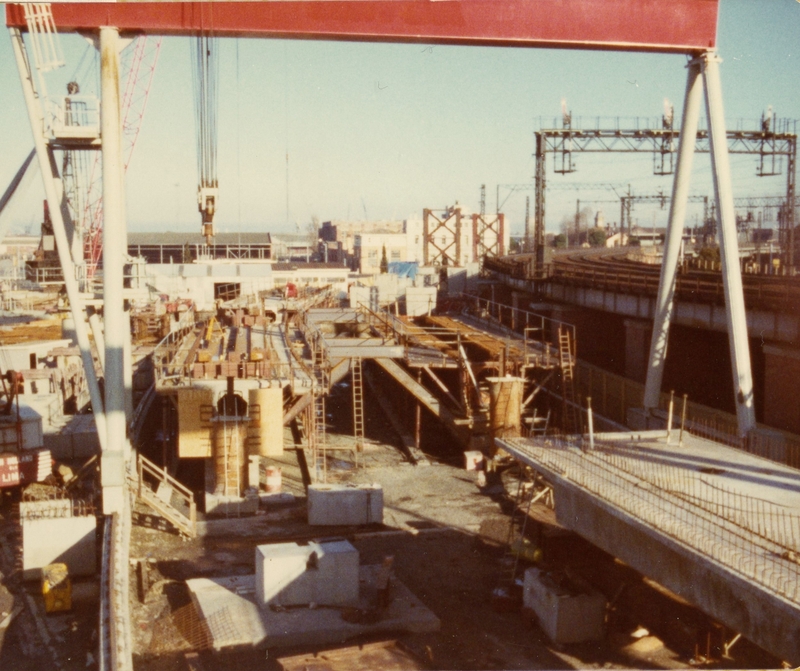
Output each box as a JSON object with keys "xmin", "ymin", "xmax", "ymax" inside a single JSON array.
[{"xmin": 387, "ymin": 261, "xmax": 418, "ymax": 280}]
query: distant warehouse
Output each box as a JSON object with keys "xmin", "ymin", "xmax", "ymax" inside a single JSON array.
[{"xmin": 127, "ymin": 232, "xmax": 272, "ymax": 264}]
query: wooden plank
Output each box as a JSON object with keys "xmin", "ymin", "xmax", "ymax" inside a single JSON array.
[{"xmin": 278, "ymin": 639, "xmax": 428, "ymax": 671}]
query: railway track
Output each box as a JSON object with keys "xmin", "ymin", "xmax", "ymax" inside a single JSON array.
[{"xmin": 486, "ymin": 249, "xmax": 800, "ymax": 312}]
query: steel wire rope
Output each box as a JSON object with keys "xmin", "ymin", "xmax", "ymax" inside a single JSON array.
[{"xmin": 191, "ymin": 20, "xmax": 220, "ymax": 199}]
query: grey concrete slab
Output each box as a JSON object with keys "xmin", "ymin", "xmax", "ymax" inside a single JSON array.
[
  {"xmin": 187, "ymin": 565, "xmax": 440, "ymax": 651},
  {"xmin": 497, "ymin": 431, "xmax": 800, "ymax": 664}
]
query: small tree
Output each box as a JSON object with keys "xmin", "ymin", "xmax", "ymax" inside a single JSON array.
[
  {"xmin": 553, "ymin": 234, "xmax": 567, "ymax": 249},
  {"xmin": 380, "ymin": 244, "xmax": 388, "ymax": 273},
  {"xmin": 587, "ymin": 227, "xmax": 608, "ymax": 248}
]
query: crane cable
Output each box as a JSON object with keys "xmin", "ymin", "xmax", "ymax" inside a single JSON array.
[{"xmin": 191, "ymin": 29, "xmax": 219, "ymax": 240}]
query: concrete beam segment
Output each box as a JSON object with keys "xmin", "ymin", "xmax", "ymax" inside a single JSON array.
[
  {"xmin": 321, "ymin": 338, "xmax": 404, "ymax": 359},
  {"xmin": 702, "ymin": 52, "xmax": 756, "ymax": 436},
  {"xmin": 539, "ymin": 282, "xmax": 800, "ymax": 344},
  {"xmin": 101, "ymin": 26, "xmax": 128, "ymax": 513},
  {"xmin": 644, "ymin": 59, "xmax": 703, "ymax": 410},
  {"xmin": 8, "ymin": 27, "xmax": 106, "ymax": 453},
  {"xmin": 496, "ymin": 435, "xmax": 800, "ymax": 664}
]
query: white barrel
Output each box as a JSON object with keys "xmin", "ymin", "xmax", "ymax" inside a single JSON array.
[{"xmin": 265, "ymin": 466, "xmax": 282, "ymax": 493}]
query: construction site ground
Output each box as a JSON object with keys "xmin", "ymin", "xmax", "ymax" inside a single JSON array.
[{"xmin": 127, "ymin": 385, "xmax": 781, "ymax": 671}]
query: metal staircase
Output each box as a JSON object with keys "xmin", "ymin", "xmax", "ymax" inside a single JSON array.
[
  {"xmin": 133, "ymin": 454, "xmax": 197, "ymax": 538},
  {"xmin": 558, "ymin": 326, "xmax": 580, "ymax": 434}
]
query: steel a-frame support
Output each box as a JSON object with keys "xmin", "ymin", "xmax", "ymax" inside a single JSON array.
[
  {"xmin": 10, "ymin": 24, "xmax": 132, "ymax": 514},
  {"xmin": 644, "ymin": 52, "xmax": 756, "ymax": 437},
  {"xmin": 9, "ymin": 26, "xmax": 108, "ymax": 451}
]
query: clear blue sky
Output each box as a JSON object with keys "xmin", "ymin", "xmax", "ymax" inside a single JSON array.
[{"xmin": 1, "ymin": 0, "xmax": 799, "ymax": 237}]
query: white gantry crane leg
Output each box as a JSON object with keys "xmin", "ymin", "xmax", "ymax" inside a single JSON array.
[
  {"xmin": 644, "ymin": 51, "xmax": 756, "ymax": 438},
  {"xmin": 644, "ymin": 59, "xmax": 703, "ymax": 414},
  {"xmin": 702, "ymin": 52, "xmax": 756, "ymax": 436},
  {"xmin": 100, "ymin": 25, "xmax": 130, "ymax": 515}
]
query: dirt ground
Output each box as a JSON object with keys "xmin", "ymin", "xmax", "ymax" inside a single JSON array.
[
  {"xmin": 0, "ymin": 379, "xmax": 783, "ymax": 671},
  {"xmin": 127, "ymin": 409, "xmax": 781, "ymax": 671}
]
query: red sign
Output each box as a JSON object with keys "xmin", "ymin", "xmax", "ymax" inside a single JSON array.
[
  {"xmin": 0, "ymin": 450, "xmax": 51, "ymax": 488},
  {"xmin": 6, "ymin": 1, "xmax": 718, "ymax": 54}
]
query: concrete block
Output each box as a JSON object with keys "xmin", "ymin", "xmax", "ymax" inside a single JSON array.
[
  {"xmin": 523, "ymin": 568, "xmax": 606, "ymax": 644},
  {"xmin": 21, "ymin": 506, "xmax": 97, "ymax": 580},
  {"xmin": 307, "ymin": 483, "xmax": 383, "ymax": 526},
  {"xmin": 205, "ymin": 491, "xmax": 259, "ymax": 517},
  {"xmin": 255, "ymin": 540, "xmax": 359, "ymax": 608},
  {"xmin": 464, "ymin": 450, "xmax": 484, "ymax": 471}
]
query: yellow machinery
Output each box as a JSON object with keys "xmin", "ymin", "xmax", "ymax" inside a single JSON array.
[{"xmin": 41, "ymin": 563, "xmax": 71, "ymax": 613}]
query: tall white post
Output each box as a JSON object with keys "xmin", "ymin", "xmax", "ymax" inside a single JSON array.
[
  {"xmin": 8, "ymin": 27, "xmax": 107, "ymax": 451},
  {"xmin": 101, "ymin": 26, "xmax": 128, "ymax": 513},
  {"xmin": 644, "ymin": 59, "xmax": 703, "ymax": 410},
  {"xmin": 702, "ymin": 52, "xmax": 756, "ymax": 436}
]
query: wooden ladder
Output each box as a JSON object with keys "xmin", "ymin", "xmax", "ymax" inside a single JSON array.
[
  {"xmin": 311, "ymin": 340, "xmax": 328, "ymax": 482},
  {"xmin": 558, "ymin": 326, "xmax": 581, "ymax": 434},
  {"xmin": 351, "ymin": 357, "xmax": 365, "ymax": 461}
]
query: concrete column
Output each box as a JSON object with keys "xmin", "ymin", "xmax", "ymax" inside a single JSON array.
[
  {"xmin": 487, "ymin": 376, "xmax": 525, "ymax": 447},
  {"xmin": 702, "ymin": 52, "xmax": 756, "ymax": 436},
  {"xmin": 762, "ymin": 345, "xmax": 800, "ymax": 434},
  {"xmin": 644, "ymin": 59, "xmax": 703, "ymax": 410},
  {"xmin": 8, "ymin": 27, "xmax": 107, "ymax": 452},
  {"xmin": 624, "ymin": 319, "xmax": 650, "ymax": 384},
  {"xmin": 101, "ymin": 26, "xmax": 127, "ymax": 514},
  {"xmin": 249, "ymin": 387, "xmax": 284, "ymax": 456}
]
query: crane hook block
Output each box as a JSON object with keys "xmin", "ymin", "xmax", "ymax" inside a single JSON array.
[{"xmin": 198, "ymin": 186, "xmax": 218, "ymax": 242}]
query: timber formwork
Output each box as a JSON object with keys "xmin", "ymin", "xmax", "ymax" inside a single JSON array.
[{"xmin": 298, "ymin": 299, "xmax": 576, "ymax": 453}]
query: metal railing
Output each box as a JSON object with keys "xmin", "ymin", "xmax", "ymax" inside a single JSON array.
[
  {"xmin": 501, "ymin": 435, "xmax": 800, "ymax": 605},
  {"xmin": 137, "ymin": 453, "xmax": 197, "ymax": 538},
  {"xmin": 45, "ymin": 95, "xmax": 100, "ymax": 140},
  {"xmin": 576, "ymin": 359, "xmax": 800, "ymax": 470},
  {"xmin": 99, "ymin": 502, "xmax": 133, "ymax": 671}
]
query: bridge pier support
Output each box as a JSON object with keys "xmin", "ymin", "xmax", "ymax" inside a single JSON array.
[
  {"xmin": 624, "ymin": 319, "xmax": 651, "ymax": 384},
  {"xmin": 763, "ymin": 345, "xmax": 800, "ymax": 434}
]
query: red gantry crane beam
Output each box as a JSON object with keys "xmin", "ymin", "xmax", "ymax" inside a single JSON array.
[{"xmin": 7, "ymin": 0, "xmax": 718, "ymax": 53}]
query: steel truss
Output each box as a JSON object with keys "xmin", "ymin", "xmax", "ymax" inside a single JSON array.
[{"xmin": 533, "ymin": 119, "xmax": 797, "ymax": 271}]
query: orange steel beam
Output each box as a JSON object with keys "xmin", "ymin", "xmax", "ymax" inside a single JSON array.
[{"xmin": 6, "ymin": 1, "xmax": 718, "ymax": 54}]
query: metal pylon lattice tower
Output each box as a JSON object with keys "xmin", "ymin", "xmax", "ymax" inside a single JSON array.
[
  {"xmin": 81, "ymin": 36, "xmax": 162, "ymax": 280},
  {"xmin": 423, "ymin": 206, "xmax": 462, "ymax": 267},
  {"xmin": 472, "ymin": 212, "xmax": 505, "ymax": 262}
]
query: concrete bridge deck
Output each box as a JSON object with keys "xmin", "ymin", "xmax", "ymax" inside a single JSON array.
[{"xmin": 496, "ymin": 430, "xmax": 800, "ymax": 664}]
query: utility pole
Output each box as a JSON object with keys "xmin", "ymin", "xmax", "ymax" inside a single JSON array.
[
  {"xmin": 524, "ymin": 195, "xmax": 530, "ymax": 253},
  {"xmin": 574, "ymin": 198, "xmax": 580, "ymax": 245}
]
